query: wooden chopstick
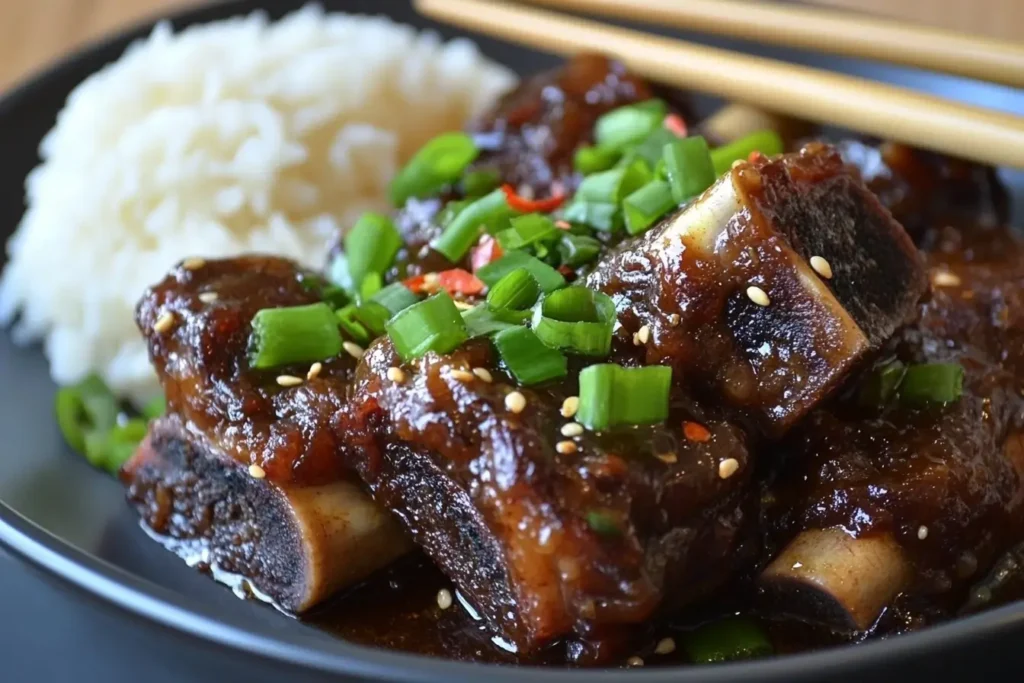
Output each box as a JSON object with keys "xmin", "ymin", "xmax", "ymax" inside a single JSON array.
[
  {"xmin": 415, "ymin": 0, "xmax": 1024, "ymax": 169},
  {"xmin": 526, "ymin": 0, "xmax": 1024, "ymax": 89}
]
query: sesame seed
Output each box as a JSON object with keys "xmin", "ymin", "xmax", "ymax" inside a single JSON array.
[
  {"xmin": 718, "ymin": 457, "xmax": 740, "ymax": 479},
  {"xmin": 198, "ymin": 292, "xmax": 218, "ymax": 303},
  {"xmin": 454, "ymin": 300, "xmax": 475, "ymax": 311},
  {"xmin": 655, "ymin": 453, "xmax": 678, "ymax": 465},
  {"xmin": 556, "ymin": 440, "xmax": 578, "ymax": 455},
  {"xmin": 505, "ymin": 391, "xmax": 527, "ymax": 414},
  {"xmin": 637, "ymin": 325, "xmax": 651, "ymax": 344},
  {"xmin": 276, "ymin": 375, "xmax": 303, "ymax": 387},
  {"xmin": 746, "ymin": 285, "xmax": 770, "ymax": 307},
  {"xmin": 436, "ymin": 588, "xmax": 453, "ymax": 610},
  {"xmin": 248, "ymin": 464, "xmax": 266, "ymax": 479},
  {"xmin": 626, "ymin": 656, "xmax": 645, "ymax": 667},
  {"xmin": 450, "ymin": 369, "xmax": 475, "ymax": 383},
  {"xmin": 918, "ymin": 525, "xmax": 929, "ymax": 540},
  {"xmin": 153, "ymin": 311, "xmax": 176, "ymax": 334},
  {"xmin": 932, "ymin": 271, "xmax": 962, "ymax": 288},
  {"xmin": 343, "ymin": 341, "xmax": 364, "ymax": 360},
  {"xmin": 667, "ymin": 313, "xmax": 681, "ymax": 327},
  {"xmin": 306, "ymin": 362, "xmax": 322, "ymax": 381},
  {"xmin": 810, "ymin": 255, "xmax": 833, "ymax": 280},
  {"xmin": 654, "ymin": 637, "xmax": 676, "ymax": 655},
  {"xmin": 561, "ymin": 396, "xmax": 579, "ymax": 418},
  {"xmin": 561, "ymin": 422, "xmax": 584, "ymax": 437},
  {"xmin": 182, "ymin": 257, "xmax": 206, "ymax": 270},
  {"xmin": 472, "ymin": 367, "xmax": 493, "ymax": 383},
  {"xmin": 386, "ymin": 367, "xmax": 406, "ymax": 383}
]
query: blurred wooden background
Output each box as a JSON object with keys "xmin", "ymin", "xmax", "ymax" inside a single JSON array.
[{"xmin": 1, "ymin": 0, "xmax": 1022, "ymax": 92}]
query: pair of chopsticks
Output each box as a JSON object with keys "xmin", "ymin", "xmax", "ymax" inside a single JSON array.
[{"xmin": 415, "ymin": 0, "xmax": 1024, "ymax": 168}]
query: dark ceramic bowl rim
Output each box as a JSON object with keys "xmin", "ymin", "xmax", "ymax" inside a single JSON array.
[{"xmin": 1, "ymin": 2, "xmax": 1023, "ymax": 681}]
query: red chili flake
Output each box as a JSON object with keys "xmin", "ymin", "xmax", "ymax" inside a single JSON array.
[
  {"xmin": 558, "ymin": 265, "xmax": 575, "ymax": 277},
  {"xmin": 663, "ymin": 113, "xmax": 688, "ymax": 138},
  {"xmin": 436, "ymin": 269, "xmax": 485, "ymax": 296},
  {"xmin": 683, "ymin": 421, "xmax": 712, "ymax": 443},
  {"xmin": 554, "ymin": 220, "xmax": 572, "ymax": 230},
  {"xmin": 403, "ymin": 273, "xmax": 432, "ymax": 294},
  {"xmin": 470, "ymin": 235, "xmax": 503, "ymax": 272},
  {"xmin": 502, "ymin": 183, "xmax": 566, "ymax": 213}
]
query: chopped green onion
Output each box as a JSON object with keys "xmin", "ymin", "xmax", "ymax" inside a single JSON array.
[
  {"xmin": 595, "ymin": 99, "xmax": 667, "ymax": 150},
  {"xmin": 623, "ymin": 180, "xmax": 676, "ymax": 235},
  {"xmin": 487, "ymin": 268, "xmax": 540, "ymax": 311},
  {"xmin": 683, "ymin": 617, "xmax": 773, "ymax": 663},
  {"xmin": 858, "ymin": 359, "xmax": 906, "ymax": 407},
  {"xmin": 585, "ymin": 509, "xmax": 623, "ymax": 538},
  {"xmin": 299, "ymin": 272, "xmax": 349, "ymax": 308},
  {"xmin": 558, "ymin": 233, "xmax": 603, "ymax": 268},
  {"xmin": 344, "ymin": 213, "xmax": 402, "ymax": 300},
  {"xmin": 710, "ymin": 129, "xmax": 785, "ymax": 176},
  {"xmin": 336, "ymin": 304, "xmax": 372, "ymax": 345},
  {"xmin": 142, "ymin": 396, "xmax": 166, "ymax": 421},
  {"xmin": 562, "ymin": 200, "xmax": 622, "ymax": 232},
  {"xmin": 663, "ymin": 136, "xmax": 717, "ymax": 204},
  {"xmin": 370, "ymin": 283, "xmax": 419, "ymax": 316},
  {"xmin": 577, "ymin": 160, "xmax": 651, "ymax": 204},
  {"xmin": 249, "ymin": 303, "xmax": 344, "ymax": 369},
  {"xmin": 477, "ymin": 251, "xmax": 566, "ymax": 294},
  {"xmin": 461, "ymin": 168, "xmax": 500, "ymax": 197},
  {"xmin": 898, "ymin": 362, "xmax": 964, "ymax": 405},
  {"xmin": 574, "ymin": 145, "xmax": 621, "ymax": 175},
  {"xmin": 493, "ymin": 326, "xmax": 568, "ymax": 385},
  {"xmin": 352, "ymin": 301, "xmax": 391, "ymax": 337},
  {"xmin": 433, "ymin": 189, "xmax": 514, "ymax": 263},
  {"xmin": 55, "ymin": 374, "xmax": 119, "ymax": 456},
  {"xmin": 385, "ymin": 292, "xmax": 469, "ymax": 361},
  {"xmin": 532, "ymin": 288, "xmax": 616, "ymax": 356},
  {"xmin": 389, "ymin": 132, "xmax": 479, "ymax": 206},
  {"xmin": 496, "ymin": 213, "xmax": 559, "ymax": 252},
  {"xmin": 576, "ymin": 364, "xmax": 673, "ymax": 430},
  {"xmin": 461, "ymin": 304, "xmax": 524, "ymax": 338},
  {"xmin": 87, "ymin": 419, "xmax": 148, "ymax": 474},
  {"xmin": 359, "ymin": 272, "xmax": 383, "ymax": 302}
]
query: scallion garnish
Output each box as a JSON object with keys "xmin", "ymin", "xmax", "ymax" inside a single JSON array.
[
  {"xmin": 493, "ymin": 326, "xmax": 568, "ymax": 385},
  {"xmin": 531, "ymin": 287, "xmax": 616, "ymax": 357},
  {"xmin": 55, "ymin": 374, "xmax": 147, "ymax": 474},
  {"xmin": 249, "ymin": 303, "xmax": 344, "ymax": 369},
  {"xmin": 576, "ymin": 160, "xmax": 651, "ymax": 204},
  {"xmin": 858, "ymin": 359, "xmax": 906, "ymax": 407},
  {"xmin": 487, "ymin": 268, "xmax": 540, "ymax": 312},
  {"xmin": 595, "ymin": 99, "xmax": 667, "ymax": 150},
  {"xmin": 433, "ymin": 188, "xmax": 515, "ymax": 263},
  {"xmin": 898, "ymin": 362, "xmax": 964, "ymax": 405},
  {"xmin": 462, "ymin": 304, "xmax": 524, "ymax": 338},
  {"xmin": 461, "ymin": 168, "xmax": 501, "ymax": 197},
  {"xmin": 385, "ymin": 292, "xmax": 469, "ymax": 361},
  {"xmin": 683, "ymin": 617, "xmax": 773, "ymax": 663},
  {"xmin": 352, "ymin": 301, "xmax": 391, "ymax": 337},
  {"xmin": 574, "ymin": 145, "xmax": 621, "ymax": 175},
  {"xmin": 584, "ymin": 509, "xmax": 623, "ymax": 538},
  {"xmin": 477, "ymin": 251, "xmax": 566, "ymax": 294},
  {"xmin": 576, "ymin": 364, "xmax": 673, "ymax": 430},
  {"xmin": 389, "ymin": 132, "xmax": 479, "ymax": 206},
  {"xmin": 370, "ymin": 282, "xmax": 420, "ymax": 316},
  {"xmin": 496, "ymin": 213, "xmax": 559, "ymax": 252},
  {"xmin": 562, "ymin": 200, "xmax": 622, "ymax": 232},
  {"xmin": 663, "ymin": 136, "xmax": 717, "ymax": 204},
  {"xmin": 622, "ymin": 126, "xmax": 677, "ymax": 167},
  {"xmin": 558, "ymin": 233, "xmax": 603, "ymax": 268},
  {"xmin": 623, "ymin": 180, "xmax": 676, "ymax": 235},
  {"xmin": 142, "ymin": 395, "xmax": 166, "ymax": 421},
  {"xmin": 336, "ymin": 304, "xmax": 372, "ymax": 345},
  {"xmin": 343, "ymin": 212, "xmax": 402, "ymax": 301},
  {"xmin": 709, "ymin": 129, "xmax": 784, "ymax": 176}
]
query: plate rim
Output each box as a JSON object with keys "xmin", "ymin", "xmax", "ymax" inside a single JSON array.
[{"xmin": 1, "ymin": 1, "xmax": 1023, "ymax": 680}]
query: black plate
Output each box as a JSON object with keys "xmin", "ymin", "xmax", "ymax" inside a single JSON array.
[{"xmin": 2, "ymin": 1, "xmax": 1024, "ymax": 681}]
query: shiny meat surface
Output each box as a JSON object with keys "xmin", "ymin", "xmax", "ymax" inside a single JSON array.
[
  {"xmin": 588, "ymin": 144, "xmax": 926, "ymax": 436},
  {"xmin": 338, "ymin": 338, "xmax": 754, "ymax": 657},
  {"xmin": 135, "ymin": 256, "xmax": 355, "ymax": 484},
  {"xmin": 763, "ymin": 226, "xmax": 1024, "ymax": 630}
]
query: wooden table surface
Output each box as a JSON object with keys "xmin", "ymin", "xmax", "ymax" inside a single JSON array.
[{"xmin": 2, "ymin": 0, "xmax": 1021, "ymax": 93}]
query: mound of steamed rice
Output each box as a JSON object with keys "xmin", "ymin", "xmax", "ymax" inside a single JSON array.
[{"xmin": 0, "ymin": 5, "xmax": 515, "ymax": 405}]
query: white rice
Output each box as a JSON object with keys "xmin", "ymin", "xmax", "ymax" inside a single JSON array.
[{"xmin": 0, "ymin": 5, "xmax": 516, "ymax": 405}]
